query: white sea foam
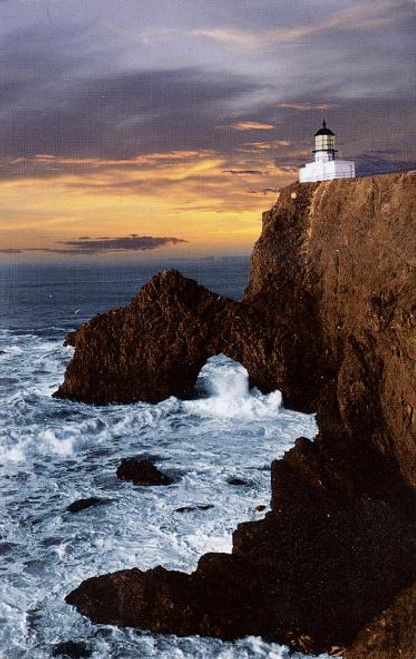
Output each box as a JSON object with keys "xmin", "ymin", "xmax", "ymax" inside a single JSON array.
[
  {"xmin": 0, "ymin": 331, "xmax": 328, "ymax": 659},
  {"xmin": 186, "ymin": 356, "xmax": 283, "ymax": 420}
]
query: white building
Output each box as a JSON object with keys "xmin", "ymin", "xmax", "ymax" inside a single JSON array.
[{"xmin": 299, "ymin": 120, "xmax": 355, "ymax": 183}]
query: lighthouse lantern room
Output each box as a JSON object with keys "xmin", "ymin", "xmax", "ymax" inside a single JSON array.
[{"xmin": 299, "ymin": 120, "xmax": 355, "ymax": 183}]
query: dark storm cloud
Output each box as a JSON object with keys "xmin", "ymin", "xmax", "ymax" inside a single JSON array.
[
  {"xmin": 0, "ymin": 67, "xmax": 264, "ymax": 159},
  {"xmin": 59, "ymin": 235, "xmax": 187, "ymax": 253},
  {"xmin": 355, "ymin": 154, "xmax": 416, "ymax": 177},
  {"xmin": 0, "ymin": 235, "xmax": 187, "ymax": 256},
  {"xmin": 0, "ymin": 20, "xmax": 265, "ymax": 160}
]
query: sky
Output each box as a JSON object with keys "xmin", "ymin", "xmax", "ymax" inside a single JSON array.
[{"xmin": 0, "ymin": 0, "xmax": 415, "ymax": 260}]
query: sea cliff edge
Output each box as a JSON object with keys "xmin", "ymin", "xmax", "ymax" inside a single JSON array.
[{"xmin": 58, "ymin": 172, "xmax": 416, "ymax": 657}]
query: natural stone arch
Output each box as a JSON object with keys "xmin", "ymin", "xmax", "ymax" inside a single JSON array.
[{"xmin": 54, "ymin": 270, "xmax": 240, "ymax": 404}]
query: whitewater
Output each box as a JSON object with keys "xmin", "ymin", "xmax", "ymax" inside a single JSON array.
[{"xmin": 0, "ymin": 260, "xmax": 331, "ymax": 659}]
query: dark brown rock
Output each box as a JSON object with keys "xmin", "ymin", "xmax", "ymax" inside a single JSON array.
[
  {"xmin": 67, "ymin": 497, "xmax": 109, "ymax": 513},
  {"xmin": 116, "ymin": 458, "xmax": 173, "ymax": 486},
  {"xmin": 52, "ymin": 641, "xmax": 92, "ymax": 658},
  {"xmin": 227, "ymin": 477, "xmax": 248, "ymax": 486},
  {"xmin": 67, "ymin": 453, "xmax": 416, "ymax": 654},
  {"xmin": 175, "ymin": 504, "xmax": 214, "ymax": 513},
  {"xmin": 345, "ymin": 581, "xmax": 416, "ymax": 658},
  {"xmin": 54, "ymin": 270, "xmax": 239, "ymax": 404},
  {"xmin": 64, "ymin": 173, "xmax": 416, "ymax": 655}
]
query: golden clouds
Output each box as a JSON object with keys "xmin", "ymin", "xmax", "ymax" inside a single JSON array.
[
  {"xmin": 0, "ymin": 148, "xmax": 292, "ymax": 257},
  {"xmin": 231, "ymin": 122, "xmax": 275, "ymax": 132}
]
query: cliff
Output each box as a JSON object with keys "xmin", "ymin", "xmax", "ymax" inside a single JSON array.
[{"xmin": 61, "ymin": 172, "xmax": 416, "ymax": 656}]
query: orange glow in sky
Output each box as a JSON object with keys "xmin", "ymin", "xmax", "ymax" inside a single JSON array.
[{"xmin": 0, "ymin": 149, "xmax": 296, "ymax": 259}]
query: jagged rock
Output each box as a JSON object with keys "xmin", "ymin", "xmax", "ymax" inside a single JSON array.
[
  {"xmin": 53, "ymin": 271, "xmax": 239, "ymax": 403},
  {"xmin": 344, "ymin": 581, "xmax": 416, "ymax": 658},
  {"xmin": 116, "ymin": 458, "xmax": 173, "ymax": 486},
  {"xmin": 227, "ymin": 477, "xmax": 249, "ymax": 486},
  {"xmin": 64, "ymin": 173, "xmax": 416, "ymax": 655},
  {"xmin": 52, "ymin": 641, "xmax": 92, "ymax": 658},
  {"xmin": 175, "ymin": 504, "xmax": 214, "ymax": 513},
  {"xmin": 67, "ymin": 497, "xmax": 110, "ymax": 513},
  {"xmin": 67, "ymin": 440, "xmax": 416, "ymax": 653}
]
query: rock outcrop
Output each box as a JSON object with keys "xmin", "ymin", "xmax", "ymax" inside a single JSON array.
[
  {"xmin": 62, "ymin": 172, "xmax": 416, "ymax": 655},
  {"xmin": 116, "ymin": 458, "xmax": 173, "ymax": 486},
  {"xmin": 344, "ymin": 582, "xmax": 416, "ymax": 658},
  {"xmin": 53, "ymin": 271, "xmax": 239, "ymax": 403},
  {"xmin": 67, "ymin": 497, "xmax": 110, "ymax": 513}
]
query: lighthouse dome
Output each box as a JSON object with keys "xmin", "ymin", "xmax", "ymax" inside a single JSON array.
[{"xmin": 314, "ymin": 119, "xmax": 335, "ymax": 137}]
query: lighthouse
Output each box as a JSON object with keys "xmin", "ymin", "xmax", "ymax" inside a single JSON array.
[{"xmin": 299, "ymin": 120, "xmax": 355, "ymax": 183}]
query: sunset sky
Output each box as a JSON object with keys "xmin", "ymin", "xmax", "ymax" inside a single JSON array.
[{"xmin": 0, "ymin": 0, "xmax": 415, "ymax": 260}]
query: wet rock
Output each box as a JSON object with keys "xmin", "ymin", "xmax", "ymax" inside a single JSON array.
[
  {"xmin": 54, "ymin": 271, "xmax": 239, "ymax": 404},
  {"xmin": 175, "ymin": 504, "xmax": 214, "ymax": 513},
  {"xmin": 116, "ymin": 458, "xmax": 173, "ymax": 486},
  {"xmin": 345, "ymin": 580, "xmax": 416, "ymax": 658},
  {"xmin": 52, "ymin": 641, "xmax": 92, "ymax": 658},
  {"xmin": 64, "ymin": 173, "xmax": 416, "ymax": 655},
  {"xmin": 0, "ymin": 541, "xmax": 18, "ymax": 554},
  {"xmin": 67, "ymin": 497, "xmax": 110, "ymax": 513},
  {"xmin": 67, "ymin": 485, "xmax": 416, "ymax": 654},
  {"xmin": 227, "ymin": 477, "xmax": 248, "ymax": 486}
]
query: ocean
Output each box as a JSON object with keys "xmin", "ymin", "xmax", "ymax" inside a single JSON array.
[{"xmin": 0, "ymin": 258, "xmax": 328, "ymax": 659}]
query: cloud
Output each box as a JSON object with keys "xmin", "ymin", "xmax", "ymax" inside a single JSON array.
[
  {"xmin": 267, "ymin": 0, "xmax": 402, "ymax": 42},
  {"xmin": 277, "ymin": 103, "xmax": 337, "ymax": 112},
  {"xmin": 0, "ymin": 28, "xmax": 265, "ymax": 160},
  {"xmin": 189, "ymin": 0, "xmax": 407, "ymax": 51},
  {"xmin": 241, "ymin": 140, "xmax": 291, "ymax": 151},
  {"xmin": 355, "ymin": 154, "xmax": 416, "ymax": 176},
  {"xmin": 0, "ymin": 235, "xmax": 187, "ymax": 256},
  {"xmin": 0, "ymin": 150, "xmax": 218, "ymax": 182},
  {"xmin": 246, "ymin": 188, "xmax": 278, "ymax": 196},
  {"xmin": 222, "ymin": 170, "xmax": 263, "ymax": 176},
  {"xmin": 231, "ymin": 122, "xmax": 275, "ymax": 132},
  {"xmin": 189, "ymin": 28, "xmax": 258, "ymax": 49},
  {"xmin": 58, "ymin": 235, "xmax": 187, "ymax": 254}
]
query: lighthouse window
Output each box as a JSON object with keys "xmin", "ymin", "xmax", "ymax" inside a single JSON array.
[{"xmin": 315, "ymin": 135, "xmax": 335, "ymax": 151}]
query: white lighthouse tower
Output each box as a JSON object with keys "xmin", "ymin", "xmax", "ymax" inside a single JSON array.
[{"xmin": 299, "ymin": 120, "xmax": 355, "ymax": 183}]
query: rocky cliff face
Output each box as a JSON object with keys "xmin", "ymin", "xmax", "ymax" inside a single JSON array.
[{"xmin": 61, "ymin": 172, "xmax": 416, "ymax": 656}]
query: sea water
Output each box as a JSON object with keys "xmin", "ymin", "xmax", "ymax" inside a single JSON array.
[{"xmin": 0, "ymin": 259, "xmax": 330, "ymax": 659}]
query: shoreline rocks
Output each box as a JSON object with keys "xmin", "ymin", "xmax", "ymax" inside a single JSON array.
[
  {"xmin": 62, "ymin": 172, "xmax": 416, "ymax": 655},
  {"xmin": 116, "ymin": 458, "xmax": 173, "ymax": 486},
  {"xmin": 52, "ymin": 641, "xmax": 92, "ymax": 658},
  {"xmin": 67, "ymin": 497, "xmax": 110, "ymax": 513}
]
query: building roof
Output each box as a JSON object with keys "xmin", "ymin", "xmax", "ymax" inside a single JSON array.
[{"xmin": 314, "ymin": 119, "xmax": 335, "ymax": 137}]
